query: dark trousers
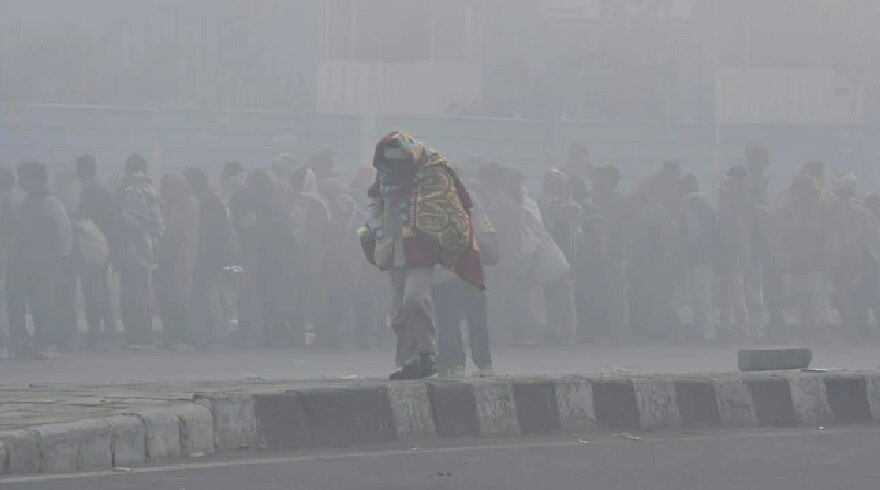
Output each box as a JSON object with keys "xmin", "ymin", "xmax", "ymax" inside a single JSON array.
[
  {"xmin": 259, "ymin": 271, "xmax": 305, "ymax": 348},
  {"xmin": 81, "ymin": 262, "xmax": 115, "ymax": 345},
  {"xmin": 189, "ymin": 270, "xmax": 225, "ymax": 346},
  {"xmin": 52, "ymin": 257, "xmax": 78, "ymax": 347},
  {"xmin": 7, "ymin": 259, "xmax": 59, "ymax": 348},
  {"xmin": 432, "ymin": 278, "xmax": 492, "ymax": 372},
  {"xmin": 154, "ymin": 266, "xmax": 188, "ymax": 345},
  {"xmin": 119, "ymin": 265, "xmax": 153, "ymax": 344}
]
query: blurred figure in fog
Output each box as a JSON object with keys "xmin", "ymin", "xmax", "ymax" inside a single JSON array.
[
  {"xmin": 568, "ymin": 173, "xmax": 607, "ymax": 342},
  {"xmin": 0, "ymin": 167, "xmax": 18, "ymax": 359},
  {"xmin": 218, "ymin": 161, "xmax": 247, "ymax": 206},
  {"xmin": 627, "ymin": 162, "xmax": 681, "ymax": 340},
  {"xmin": 52, "ymin": 166, "xmax": 80, "ymax": 349},
  {"xmin": 115, "ymin": 153, "xmax": 164, "ymax": 347},
  {"xmin": 745, "ymin": 145, "xmax": 770, "ymax": 206},
  {"xmin": 185, "ymin": 167, "xmax": 239, "ymax": 349},
  {"xmin": 678, "ymin": 174, "xmax": 718, "ymax": 341},
  {"xmin": 75, "ymin": 155, "xmax": 118, "ymax": 349},
  {"xmin": 474, "ymin": 161, "xmax": 521, "ymax": 346},
  {"xmin": 567, "ymin": 141, "xmax": 593, "ymax": 181},
  {"xmin": 538, "ymin": 169, "xmax": 581, "ymax": 345},
  {"xmin": 592, "ymin": 165, "xmax": 631, "ymax": 341},
  {"xmin": 503, "ymin": 168, "xmax": 550, "ymax": 345},
  {"xmin": 155, "ymin": 173, "xmax": 198, "ymax": 348},
  {"xmin": 350, "ymin": 166, "xmax": 390, "ymax": 349},
  {"xmin": 288, "ymin": 166, "xmax": 331, "ymax": 347},
  {"xmin": 717, "ymin": 166, "xmax": 753, "ymax": 339},
  {"xmin": 217, "ymin": 160, "xmax": 247, "ymax": 334},
  {"xmin": 307, "ymin": 150, "xmax": 337, "ymax": 181},
  {"xmin": 319, "ymin": 176, "xmax": 359, "ymax": 348},
  {"xmin": 831, "ymin": 173, "xmax": 880, "ymax": 339},
  {"xmin": 747, "ymin": 147, "xmax": 787, "ymax": 340},
  {"xmin": 231, "ymin": 169, "xmax": 296, "ymax": 347},
  {"xmin": 272, "ymin": 153, "xmax": 297, "ymax": 202},
  {"xmin": 7, "ymin": 161, "xmax": 72, "ymax": 358},
  {"xmin": 627, "ymin": 185, "xmax": 679, "ymax": 340},
  {"xmin": 783, "ymin": 175, "xmax": 832, "ymax": 337}
]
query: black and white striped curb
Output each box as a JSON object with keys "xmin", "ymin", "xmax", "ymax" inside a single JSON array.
[{"xmin": 3, "ymin": 372, "xmax": 880, "ymax": 475}]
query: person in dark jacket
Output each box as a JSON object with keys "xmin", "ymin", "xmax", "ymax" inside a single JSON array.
[
  {"xmin": 75, "ymin": 154, "xmax": 119, "ymax": 349},
  {"xmin": 184, "ymin": 167, "xmax": 239, "ymax": 348},
  {"xmin": 156, "ymin": 173, "xmax": 198, "ymax": 348},
  {"xmin": 0, "ymin": 166, "xmax": 18, "ymax": 359},
  {"xmin": 7, "ymin": 161, "xmax": 72, "ymax": 358},
  {"xmin": 115, "ymin": 153, "xmax": 164, "ymax": 347},
  {"xmin": 678, "ymin": 174, "xmax": 718, "ymax": 341},
  {"xmin": 229, "ymin": 169, "xmax": 295, "ymax": 347}
]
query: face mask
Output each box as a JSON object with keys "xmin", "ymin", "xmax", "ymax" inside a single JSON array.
[{"xmin": 382, "ymin": 147, "xmax": 407, "ymax": 161}]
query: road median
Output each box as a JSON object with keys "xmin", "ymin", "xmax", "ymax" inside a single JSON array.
[{"xmin": 3, "ymin": 371, "xmax": 880, "ymax": 476}]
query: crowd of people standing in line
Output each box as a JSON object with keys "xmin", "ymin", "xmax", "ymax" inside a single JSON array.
[{"xmin": 0, "ymin": 138, "xmax": 878, "ymax": 377}]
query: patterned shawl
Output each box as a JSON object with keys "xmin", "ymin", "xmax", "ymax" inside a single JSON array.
[{"xmin": 372, "ymin": 131, "xmax": 485, "ymax": 289}]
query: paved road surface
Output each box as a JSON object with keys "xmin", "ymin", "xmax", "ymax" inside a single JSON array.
[
  {"xmin": 2, "ymin": 343, "xmax": 879, "ymax": 385},
  {"xmin": 4, "ymin": 427, "xmax": 879, "ymax": 490}
]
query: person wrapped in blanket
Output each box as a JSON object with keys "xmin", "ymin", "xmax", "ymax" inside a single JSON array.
[{"xmin": 363, "ymin": 131, "xmax": 485, "ymax": 380}]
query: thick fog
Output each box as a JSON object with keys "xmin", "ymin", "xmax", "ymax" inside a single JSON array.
[{"xmin": 2, "ymin": 0, "xmax": 880, "ymax": 377}]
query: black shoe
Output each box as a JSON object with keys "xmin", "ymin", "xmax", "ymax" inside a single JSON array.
[
  {"xmin": 389, "ymin": 363, "xmax": 421, "ymax": 380},
  {"xmin": 389, "ymin": 353, "xmax": 438, "ymax": 380}
]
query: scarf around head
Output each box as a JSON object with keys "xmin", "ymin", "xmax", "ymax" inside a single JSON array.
[{"xmin": 371, "ymin": 131, "xmax": 485, "ymax": 289}]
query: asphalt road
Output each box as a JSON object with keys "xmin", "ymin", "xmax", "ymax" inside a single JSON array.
[
  {"xmin": 2, "ymin": 342, "xmax": 880, "ymax": 385},
  {"xmin": 4, "ymin": 427, "xmax": 879, "ymax": 490}
]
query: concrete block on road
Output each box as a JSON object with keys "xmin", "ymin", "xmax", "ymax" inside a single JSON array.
[
  {"xmin": 674, "ymin": 380, "xmax": 720, "ymax": 428},
  {"xmin": 427, "ymin": 381, "xmax": 480, "ymax": 438},
  {"xmin": 788, "ymin": 376, "xmax": 832, "ymax": 426},
  {"xmin": 472, "ymin": 380, "xmax": 520, "ymax": 437},
  {"xmin": 824, "ymin": 376, "xmax": 872, "ymax": 424},
  {"xmin": 554, "ymin": 377, "xmax": 596, "ymax": 431},
  {"xmin": 513, "ymin": 381, "xmax": 560, "ymax": 435},
  {"xmin": 298, "ymin": 387, "xmax": 396, "ymax": 448},
  {"xmin": 865, "ymin": 374, "xmax": 880, "ymax": 422},
  {"xmin": 253, "ymin": 393, "xmax": 312, "ymax": 450},
  {"xmin": 738, "ymin": 348, "xmax": 812, "ymax": 371},
  {"xmin": 35, "ymin": 418, "xmax": 112, "ymax": 473},
  {"xmin": 386, "ymin": 382, "xmax": 437, "ymax": 443},
  {"xmin": 713, "ymin": 377, "xmax": 757, "ymax": 428},
  {"xmin": 634, "ymin": 378, "xmax": 681, "ymax": 430},
  {"xmin": 196, "ymin": 393, "xmax": 257, "ymax": 451},
  {"xmin": 745, "ymin": 377, "xmax": 797, "ymax": 427},
  {"xmin": 135, "ymin": 408, "xmax": 183, "ymax": 462},
  {"xmin": 175, "ymin": 404, "xmax": 214, "ymax": 456},
  {"xmin": 104, "ymin": 415, "xmax": 147, "ymax": 467},
  {"xmin": 591, "ymin": 379, "xmax": 640, "ymax": 430},
  {"xmin": 0, "ymin": 429, "xmax": 40, "ymax": 475}
]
